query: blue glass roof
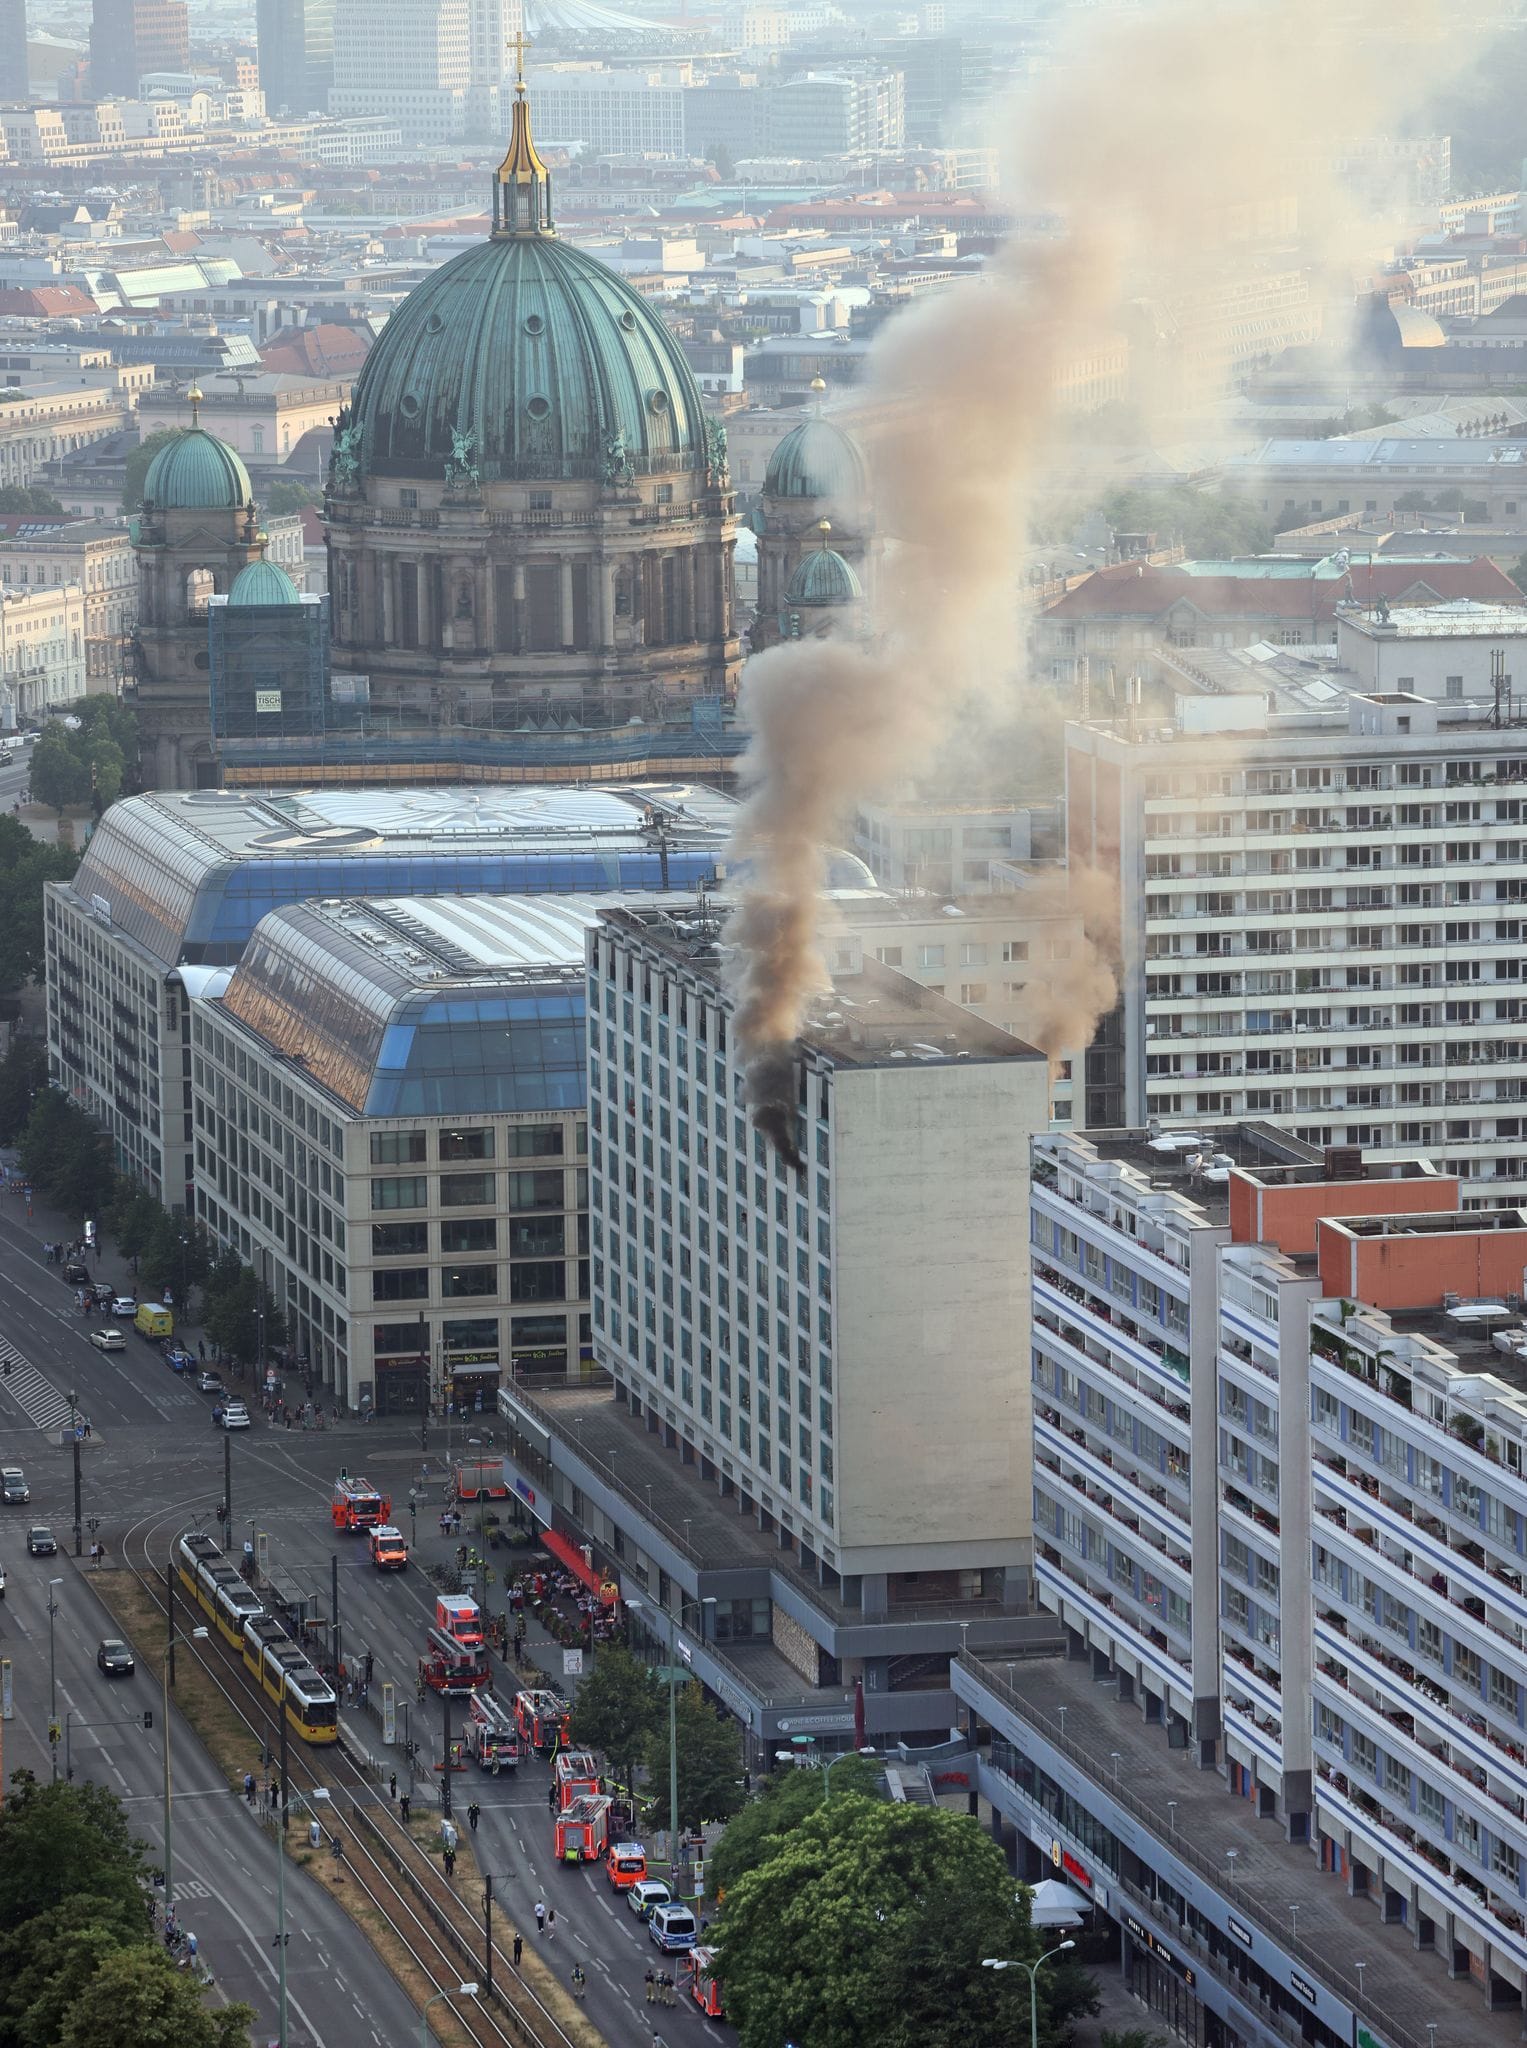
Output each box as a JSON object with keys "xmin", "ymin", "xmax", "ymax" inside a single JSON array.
[{"xmin": 367, "ymin": 991, "xmax": 586, "ymax": 1116}]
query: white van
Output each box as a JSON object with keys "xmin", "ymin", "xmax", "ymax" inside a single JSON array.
[{"xmin": 649, "ymin": 1901, "xmax": 698, "ymax": 1953}]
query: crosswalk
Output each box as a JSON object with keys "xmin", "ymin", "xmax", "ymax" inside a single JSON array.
[{"xmin": 0, "ymin": 1332, "xmax": 75, "ymax": 1434}]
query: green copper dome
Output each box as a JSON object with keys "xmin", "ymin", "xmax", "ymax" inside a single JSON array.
[
  {"xmin": 347, "ymin": 234, "xmax": 709, "ymax": 484},
  {"xmin": 764, "ymin": 412, "xmax": 867, "ymax": 504},
  {"xmin": 143, "ymin": 426, "xmax": 252, "ymax": 511},
  {"xmin": 786, "ymin": 541, "xmax": 862, "ymax": 607},
  {"xmin": 229, "ymin": 557, "xmax": 299, "ymax": 606}
]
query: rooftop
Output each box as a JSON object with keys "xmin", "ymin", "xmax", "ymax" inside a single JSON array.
[
  {"xmin": 1057, "ymin": 1121, "xmax": 1317, "ymax": 1226},
  {"xmin": 1343, "ymin": 597, "xmax": 1527, "ymax": 638}
]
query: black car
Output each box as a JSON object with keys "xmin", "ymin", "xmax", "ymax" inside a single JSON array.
[
  {"xmin": 96, "ymin": 1638, "xmax": 135, "ymax": 1677},
  {"xmin": 26, "ymin": 1526, "xmax": 56, "ymax": 1555},
  {"xmin": 62, "ymin": 1262, "xmax": 89, "ymax": 1286}
]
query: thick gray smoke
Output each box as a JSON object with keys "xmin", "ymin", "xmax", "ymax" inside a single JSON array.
[{"xmin": 726, "ymin": 0, "xmax": 1462, "ymax": 1151}]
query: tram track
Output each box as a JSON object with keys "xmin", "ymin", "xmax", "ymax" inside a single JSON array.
[{"xmin": 114, "ymin": 1496, "xmax": 589, "ymax": 2048}]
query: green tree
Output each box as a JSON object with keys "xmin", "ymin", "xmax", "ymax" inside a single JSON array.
[
  {"xmin": 0, "ymin": 813, "xmax": 78, "ymax": 992},
  {"xmin": 707, "ymin": 140, "xmax": 736, "ymax": 180},
  {"xmin": 0, "ymin": 484, "xmax": 65, "ymax": 515},
  {"xmin": 718, "ymin": 1798, "xmax": 1098, "ymax": 2048},
  {"xmin": 18, "ymin": 1088, "xmax": 114, "ymax": 1221},
  {"xmin": 642, "ymin": 1681, "xmax": 745, "ymax": 1834},
  {"xmin": 28, "ymin": 725, "xmax": 90, "ymax": 811},
  {"xmin": 106, "ymin": 1184, "xmax": 165, "ymax": 1264},
  {"xmin": 121, "ymin": 429, "xmax": 184, "ymax": 513},
  {"xmin": 0, "ymin": 1035, "xmax": 47, "ymax": 1144},
  {"xmin": 1099, "ymin": 483, "xmax": 1273, "ymax": 558},
  {"xmin": 139, "ymin": 1212, "xmax": 211, "ymax": 1308},
  {"xmin": 264, "ymin": 477, "xmax": 321, "ymax": 517},
  {"xmin": 569, "ymin": 1645, "xmax": 663, "ymax": 1804},
  {"xmin": 1510, "ymin": 554, "xmax": 1527, "ymax": 594},
  {"xmin": 708, "ymin": 1752, "xmax": 882, "ymax": 1898},
  {"xmin": 55, "ymin": 1944, "xmax": 254, "ymax": 2048},
  {"xmin": 202, "ymin": 1256, "xmax": 284, "ymax": 1364},
  {"xmin": 0, "ymin": 1773, "xmax": 148, "ymax": 1933}
]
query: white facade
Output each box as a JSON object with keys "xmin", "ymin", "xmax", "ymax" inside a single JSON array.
[
  {"xmin": 1335, "ymin": 603, "xmax": 1527, "ymax": 703},
  {"xmin": 329, "ymin": 0, "xmax": 471, "ymax": 140},
  {"xmin": 0, "ymin": 523, "xmax": 135, "ymax": 687},
  {"xmin": 0, "ymin": 580, "xmax": 85, "ymax": 719},
  {"xmin": 535, "ymin": 71, "xmax": 686, "ymax": 157},
  {"xmin": 588, "ymin": 906, "xmax": 1048, "ymax": 1582}
]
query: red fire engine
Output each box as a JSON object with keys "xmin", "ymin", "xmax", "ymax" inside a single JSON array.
[
  {"xmin": 463, "ymin": 1690, "xmax": 520, "ymax": 1771},
  {"xmin": 687, "ymin": 1947, "xmax": 725, "ymax": 2020},
  {"xmin": 552, "ymin": 1748, "xmax": 600, "ymax": 1811},
  {"xmin": 418, "ymin": 1626, "xmax": 490, "ymax": 1696},
  {"xmin": 331, "ymin": 1474, "xmax": 390, "ymax": 1531},
  {"xmin": 555, "ymin": 1793, "xmax": 612, "ymax": 1863},
  {"xmin": 514, "ymin": 1688, "xmax": 571, "ymax": 1754}
]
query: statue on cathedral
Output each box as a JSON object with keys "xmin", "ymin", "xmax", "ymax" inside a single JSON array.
[
  {"xmin": 602, "ymin": 427, "xmax": 635, "ymax": 488},
  {"xmin": 445, "ymin": 422, "xmax": 480, "ymax": 491},
  {"xmin": 330, "ymin": 411, "xmax": 364, "ymax": 492},
  {"xmin": 705, "ymin": 415, "xmax": 730, "ymax": 490}
]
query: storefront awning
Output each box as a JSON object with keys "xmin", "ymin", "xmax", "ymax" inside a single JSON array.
[{"xmin": 542, "ymin": 1525, "xmax": 602, "ymax": 1593}]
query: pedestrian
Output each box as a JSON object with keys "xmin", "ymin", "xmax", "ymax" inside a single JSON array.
[
  {"xmin": 644, "ymin": 1969, "xmax": 655, "ymax": 2005},
  {"xmin": 546, "ymin": 1907, "xmax": 556, "ymax": 1940},
  {"xmin": 244, "ymin": 1771, "xmax": 256, "ymax": 1804},
  {"xmin": 389, "ymin": 1771, "xmax": 397, "ymax": 1801},
  {"xmin": 400, "ymin": 1794, "xmax": 411, "ymax": 1824},
  {"xmin": 284, "ymin": 1411, "xmax": 292, "ymax": 1430},
  {"xmin": 439, "ymin": 1513, "xmax": 450, "ymax": 1538},
  {"xmin": 443, "ymin": 1847, "xmax": 455, "ymax": 1877},
  {"xmin": 456, "ymin": 1543, "xmax": 468, "ymax": 1569},
  {"xmin": 467, "ymin": 1800, "xmax": 480, "ymax": 1832},
  {"xmin": 547, "ymin": 1780, "xmax": 557, "ymax": 1812},
  {"xmin": 82, "ymin": 1417, "xmax": 91, "ymax": 1439},
  {"xmin": 198, "ymin": 1339, "xmax": 205, "ymax": 1361},
  {"xmin": 267, "ymin": 1780, "xmax": 278, "ymax": 1810},
  {"xmin": 534, "ymin": 1900, "xmax": 546, "ymax": 1935},
  {"xmin": 90, "ymin": 1540, "xmax": 100, "ymax": 1568},
  {"xmin": 571, "ymin": 1964, "xmax": 586, "ymax": 2000},
  {"xmin": 512, "ymin": 1931, "xmax": 523, "ymax": 1970}
]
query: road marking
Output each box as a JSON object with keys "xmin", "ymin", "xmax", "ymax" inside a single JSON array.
[{"xmin": 0, "ymin": 1336, "xmax": 75, "ymax": 1432}]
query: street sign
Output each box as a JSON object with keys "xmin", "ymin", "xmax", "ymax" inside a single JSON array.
[
  {"xmin": 562, "ymin": 1649, "xmax": 583, "ymax": 1678},
  {"xmin": 382, "ymin": 1680, "xmax": 396, "ymax": 1746}
]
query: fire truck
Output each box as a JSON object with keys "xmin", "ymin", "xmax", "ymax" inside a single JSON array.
[
  {"xmin": 368, "ymin": 1524, "xmax": 408, "ymax": 1569},
  {"xmin": 419, "ymin": 1626, "xmax": 490, "ymax": 1697},
  {"xmin": 514, "ymin": 1688, "xmax": 571, "ymax": 1754},
  {"xmin": 555, "ymin": 1793, "xmax": 612, "ymax": 1863},
  {"xmin": 463, "ymin": 1690, "xmax": 520, "ymax": 1771},
  {"xmin": 552, "ymin": 1748, "xmax": 600, "ymax": 1811},
  {"xmin": 687, "ymin": 1947, "xmax": 726, "ymax": 2020},
  {"xmin": 331, "ymin": 1474, "xmax": 390, "ymax": 1532},
  {"xmin": 434, "ymin": 1592, "xmax": 483, "ymax": 1646}
]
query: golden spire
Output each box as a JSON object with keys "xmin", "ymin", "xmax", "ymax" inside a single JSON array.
[
  {"xmin": 817, "ymin": 517, "xmax": 832, "ymax": 547},
  {"xmin": 493, "ymin": 27, "xmax": 553, "ymax": 237},
  {"xmin": 810, "ymin": 374, "xmax": 826, "ymax": 414},
  {"xmin": 188, "ymin": 382, "xmax": 203, "ymax": 427}
]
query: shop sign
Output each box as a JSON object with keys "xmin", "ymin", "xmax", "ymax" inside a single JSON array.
[
  {"xmin": 1125, "ymin": 1913, "xmax": 1196, "ymax": 1990},
  {"xmin": 1227, "ymin": 1915, "xmax": 1254, "ymax": 1947}
]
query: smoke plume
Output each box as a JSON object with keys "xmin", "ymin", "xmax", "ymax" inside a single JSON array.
[{"xmin": 726, "ymin": 0, "xmax": 1467, "ymax": 1149}]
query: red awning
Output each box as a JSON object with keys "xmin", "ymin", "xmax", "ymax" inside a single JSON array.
[{"xmin": 542, "ymin": 1526, "xmax": 602, "ymax": 1593}]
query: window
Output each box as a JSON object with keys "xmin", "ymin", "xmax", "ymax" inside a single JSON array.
[
  {"xmin": 960, "ymin": 983, "xmax": 988, "ymax": 1005},
  {"xmin": 372, "ymin": 1221, "xmax": 428, "ymax": 1256},
  {"xmin": 960, "ymin": 943, "xmax": 988, "ymax": 967},
  {"xmin": 372, "ymin": 1267, "xmax": 428, "ymax": 1301},
  {"xmin": 508, "ymin": 1126, "xmax": 563, "ymax": 1158},
  {"xmin": 442, "ymin": 1264, "xmax": 498, "ymax": 1298},
  {"xmin": 510, "ymin": 1260, "xmax": 565, "ymax": 1303},
  {"xmin": 529, "ymin": 489, "xmax": 552, "ymax": 511},
  {"xmin": 440, "ymin": 1128, "xmax": 494, "ymax": 1161},
  {"xmin": 440, "ymin": 1172, "xmax": 495, "ymax": 1207},
  {"xmin": 918, "ymin": 945, "xmax": 945, "ymax": 969},
  {"xmin": 441, "ymin": 1217, "xmax": 496, "ymax": 1253},
  {"xmin": 399, "ymin": 487, "xmax": 418, "ymax": 509},
  {"xmin": 874, "ymin": 946, "xmax": 903, "ymax": 966},
  {"xmin": 1002, "ymin": 941, "xmax": 1029, "ymax": 963},
  {"xmin": 1419, "ymin": 1780, "xmax": 1445, "ymax": 1827},
  {"xmin": 371, "ymin": 1175, "xmax": 427, "ymax": 1209},
  {"xmin": 510, "ymin": 1215, "xmax": 566, "ymax": 1257},
  {"xmin": 508, "ymin": 1169, "xmax": 563, "ymax": 1209},
  {"xmin": 370, "ymin": 1130, "xmax": 425, "ymax": 1165}
]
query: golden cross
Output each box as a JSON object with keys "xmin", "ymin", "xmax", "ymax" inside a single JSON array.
[{"xmin": 508, "ymin": 26, "xmax": 533, "ymax": 87}]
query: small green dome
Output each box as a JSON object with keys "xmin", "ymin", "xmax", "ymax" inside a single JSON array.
[
  {"xmin": 765, "ymin": 413, "xmax": 867, "ymax": 504},
  {"xmin": 229, "ymin": 557, "xmax": 299, "ymax": 606},
  {"xmin": 786, "ymin": 543, "xmax": 862, "ymax": 607},
  {"xmin": 143, "ymin": 427, "xmax": 252, "ymax": 512}
]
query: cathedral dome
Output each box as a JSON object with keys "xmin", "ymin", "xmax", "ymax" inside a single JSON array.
[
  {"xmin": 347, "ymin": 235, "xmax": 709, "ymax": 485},
  {"xmin": 143, "ymin": 396, "xmax": 252, "ymax": 512},
  {"xmin": 786, "ymin": 526, "xmax": 863, "ymax": 606},
  {"xmin": 764, "ymin": 395, "xmax": 867, "ymax": 504},
  {"xmin": 229, "ymin": 557, "xmax": 299, "ymax": 606}
]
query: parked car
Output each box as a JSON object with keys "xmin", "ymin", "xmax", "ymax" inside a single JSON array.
[
  {"xmin": 62, "ymin": 1261, "xmax": 89, "ymax": 1286},
  {"xmin": 26, "ymin": 1526, "xmax": 56, "ymax": 1555},
  {"xmin": 0, "ymin": 1561, "xmax": 6, "ymax": 1596},
  {"xmin": 1, "ymin": 1467, "xmax": 28, "ymax": 1504},
  {"xmin": 195, "ymin": 1371, "xmax": 223, "ymax": 1395},
  {"xmin": 212, "ymin": 1401, "xmax": 250, "ymax": 1431},
  {"xmin": 109, "ymin": 1295, "xmax": 137, "ymax": 1318},
  {"xmin": 649, "ymin": 1903, "xmax": 699, "ymax": 1953},
  {"xmin": 627, "ymin": 1879, "xmax": 671, "ymax": 1923},
  {"xmin": 97, "ymin": 1638, "xmax": 135, "ymax": 1677},
  {"xmin": 89, "ymin": 1327, "xmax": 126, "ymax": 1351},
  {"xmin": 163, "ymin": 1347, "xmax": 196, "ymax": 1374}
]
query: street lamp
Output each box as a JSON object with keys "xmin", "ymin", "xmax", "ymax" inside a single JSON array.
[
  {"xmin": 419, "ymin": 1982, "xmax": 478, "ymax": 2048},
  {"xmin": 47, "ymin": 1578, "xmax": 62, "ymax": 1778},
  {"xmin": 161, "ymin": 1623, "xmax": 209, "ymax": 1902},
  {"xmin": 273, "ymin": 1783, "xmax": 334, "ymax": 2047},
  {"xmin": 627, "ymin": 1596, "xmax": 680, "ymax": 1889},
  {"xmin": 983, "ymin": 1940, "xmax": 1076, "ymax": 2048}
]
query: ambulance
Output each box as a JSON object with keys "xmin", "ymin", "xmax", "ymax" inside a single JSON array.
[
  {"xmin": 605, "ymin": 1839, "xmax": 647, "ymax": 1891},
  {"xmin": 368, "ymin": 1523, "xmax": 408, "ymax": 1569},
  {"xmin": 435, "ymin": 1592, "xmax": 484, "ymax": 1647}
]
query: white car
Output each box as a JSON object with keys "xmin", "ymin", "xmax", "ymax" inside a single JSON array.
[
  {"xmin": 90, "ymin": 1327, "xmax": 126, "ymax": 1351},
  {"xmin": 110, "ymin": 1295, "xmax": 137, "ymax": 1318},
  {"xmin": 213, "ymin": 1400, "xmax": 250, "ymax": 1430}
]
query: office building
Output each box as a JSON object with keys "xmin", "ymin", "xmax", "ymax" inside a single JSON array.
[
  {"xmin": 89, "ymin": 0, "xmax": 188, "ymax": 97},
  {"xmin": 493, "ymin": 901, "xmax": 1058, "ymax": 1753},
  {"xmin": 0, "ymin": 0, "xmax": 27, "ymax": 104},
  {"xmin": 951, "ymin": 1123, "xmax": 1527, "ymax": 2048},
  {"xmin": 190, "ymin": 893, "xmax": 620, "ymax": 1408},
  {"xmin": 328, "ymin": 0, "xmax": 470, "ymax": 141},
  {"xmin": 1066, "ymin": 687, "xmax": 1527, "ymax": 1201},
  {"xmin": 256, "ymin": 0, "xmax": 334, "ymax": 116},
  {"xmin": 44, "ymin": 785, "xmax": 736, "ymax": 1209},
  {"xmin": 764, "ymin": 69, "xmax": 904, "ymax": 157}
]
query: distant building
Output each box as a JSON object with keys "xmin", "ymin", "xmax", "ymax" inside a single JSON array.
[
  {"xmin": 1220, "ymin": 437, "xmax": 1527, "ymax": 527},
  {"xmin": 0, "ymin": 579, "xmax": 85, "ymax": 722},
  {"xmin": 89, "ymin": 0, "xmax": 189, "ymax": 97},
  {"xmin": 256, "ymin": 0, "xmax": 334, "ymax": 116},
  {"xmin": 207, "ymin": 558, "xmax": 331, "ymax": 744},
  {"xmin": 328, "ymin": 0, "xmax": 470, "ymax": 142},
  {"xmin": 0, "ymin": 0, "xmax": 27, "ymax": 105},
  {"xmin": 0, "ymin": 518, "xmax": 136, "ymax": 687},
  {"xmin": 765, "ymin": 69, "xmax": 904, "ymax": 156}
]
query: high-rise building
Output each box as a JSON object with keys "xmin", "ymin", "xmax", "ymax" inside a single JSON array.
[
  {"xmin": 1067, "ymin": 685, "xmax": 1527, "ymax": 1201},
  {"xmin": 89, "ymin": 0, "xmax": 189, "ymax": 97},
  {"xmin": 255, "ymin": 0, "xmax": 333, "ymax": 115},
  {"xmin": 949, "ymin": 1120, "xmax": 1527, "ymax": 2043},
  {"xmin": 0, "ymin": 0, "xmax": 28, "ymax": 104},
  {"xmin": 328, "ymin": 0, "xmax": 470, "ymax": 141},
  {"xmin": 763, "ymin": 68, "xmax": 904, "ymax": 156}
]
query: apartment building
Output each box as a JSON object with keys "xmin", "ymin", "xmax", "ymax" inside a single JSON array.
[
  {"xmin": 493, "ymin": 901, "xmax": 1056, "ymax": 1750},
  {"xmin": 0, "ymin": 382, "xmax": 130, "ymax": 490},
  {"xmin": 0, "ymin": 520, "xmax": 136, "ymax": 687},
  {"xmin": 1066, "ymin": 688, "xmax": 1527, "ymax": 1201},
  {"xmin": 189, "ymin": 894, "xmax": 614, "ymax": 1408},
  {"xmin": 0, "ymin": 580, "xmax": 86, "ymax": 721},
  {"xmin": 328, "ymin": 0, "xmax": 470, "ymax": 141},
  {"xmin": 950, "ymin": 1127, "xmax": 1527, "ymax": 2048}
]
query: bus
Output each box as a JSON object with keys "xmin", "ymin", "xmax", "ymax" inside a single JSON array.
[
  {"xmin": 419, "ymin": 1626, "xmax": 491, "ymax": 1697},
  {"xmin": 331, "ymin": 1474, "xmax": 390, "ymax": 1532}
]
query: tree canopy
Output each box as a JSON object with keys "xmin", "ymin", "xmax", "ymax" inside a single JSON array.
[
  {"xmin": 1099, "ymin": 484, "xmax": 1273, "ymax": 558},
  {"xmin": 569, "ymin": 1645, "xmax": 663, "ymax": 1804},
  {"xmin": 201, "ymin": 1247, "xmax": 283, "ymax": 1362},
  {"xmin": 0, "ymin": 818, "xmax": 77, "ymax": 993},
  {"xmin": 0, "ymin": 485, "xmax": 65, "ymax": 515},
  {"xmin": 18, "ymin": 1088, "xmax": 115, "ymax": 1223},
  {"xmin": 29, "ymin": 700, "xmax": 137, "ymax": 815},
  {"xmin": 707, "ymin": 1752, "xmax": 881, "ymax": 1898},
  {"xmin": 263, "ymin": 477, "xmax": 321, "ymax": 517},
  {"xmin": 0, "ymin": 1037, "xmax": 47, "ymax": 1146},
  {"xmin": 641, "ymin": 1681, "xmax": 745, "ymax": 1834},
  {"xmin": 716, "ymin": 1795, "xmax": 1098, "ymax": 2048}
]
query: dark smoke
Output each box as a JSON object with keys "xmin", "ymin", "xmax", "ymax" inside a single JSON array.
[{"xmin": 746, "ymin": 1042, "xmax": 806, "ymax": 1172}]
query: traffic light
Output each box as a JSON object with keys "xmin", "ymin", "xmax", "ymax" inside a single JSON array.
[{"xmin": 142, "ymin": 1709, "xmax": 154, "ymax": 1730}]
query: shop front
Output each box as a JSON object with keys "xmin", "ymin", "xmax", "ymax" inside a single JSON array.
[{"xmin": 372, "ymin": 1323, "xmax": 428, "ymax": 1415}]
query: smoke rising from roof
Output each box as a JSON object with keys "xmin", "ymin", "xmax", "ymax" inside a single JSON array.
[{"xmin": 725, "ymin": 0, "xmax": 1464, "ymax": 1150}]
